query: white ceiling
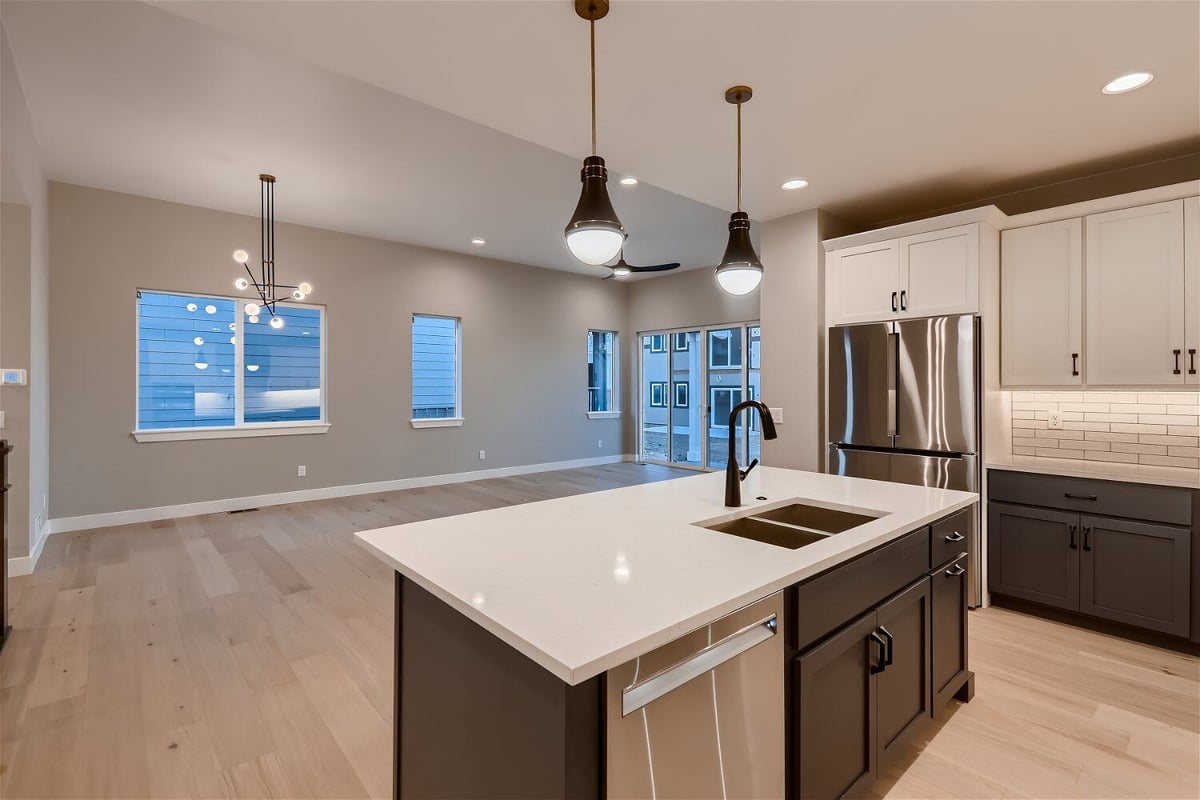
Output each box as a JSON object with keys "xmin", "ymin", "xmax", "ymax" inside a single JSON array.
[{"xmin": 3, "ymin": 0, "xmax": 1198, "ymax": 275}]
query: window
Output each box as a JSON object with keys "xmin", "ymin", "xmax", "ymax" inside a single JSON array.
[
  {"xmin": 412, "ymin": 314, "xmax": 461, "ymax": 425},
  {"xmin": 673, "ymin": 381, "xmax": 689, "ymax": 408},
  {"xmin": 710, "ymin": 387, "xmax": 743, "ymax": 428},
  {"xmin": 647, "ymin": 334, "xmax": 667, "ymax": 353},
  {"xmin": 649, "ymin": 381, "xmax": 667, "ymax": 407},
  {"xmin": 587, "ymin": 330, "xmax": 617, "ymax": 415},
  {"xmin": 135, "ymin": 290, "xmax": 325, "ymax": 440},
  {"xmin": 672, "ymin": 332, "xmax": 689, "ymax": 352},
  {"xmin": 708, "ymin": 329, "xmax": 742, "ymax": 369}
]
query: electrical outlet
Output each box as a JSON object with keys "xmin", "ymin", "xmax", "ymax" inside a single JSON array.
[
  {"xmin": 1048, "ymin": 412, "xmax": 1063, "ymax": 430},
  {"xmin": 768, "ymin": 407, "xmax": 783, "ymax": 424},
  {"xmin": 297, "ymin": 465, "xmax": 306, "ymax": 477},
  {"xmin": 479, "ymin": 450, "xmax": 486, "ymax": 460},
  {"xmin": 597, "ymin": 439, "xmax": 603, "ymax": 448}
]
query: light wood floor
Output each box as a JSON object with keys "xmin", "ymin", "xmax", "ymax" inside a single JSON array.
[{"xmin": 1, "ymin": 462, "xmax": 1197, "ymax": 799}]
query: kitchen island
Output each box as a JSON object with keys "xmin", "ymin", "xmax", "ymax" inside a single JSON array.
[{"xmin": 357, "ymin": 467, "xmax": 977, "ymax": 799}]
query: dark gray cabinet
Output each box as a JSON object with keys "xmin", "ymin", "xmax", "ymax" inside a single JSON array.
[
  {"xmin": 989, "ymin": 501, "xmax": 1080, "ymax": 610},
  {"xmin": 1080, "ymin": 515, "xmax": 1191, "ymax": 636},
  {"xmin": 931, "ymin": 554, "xmax": 969, "ymax": 708}
]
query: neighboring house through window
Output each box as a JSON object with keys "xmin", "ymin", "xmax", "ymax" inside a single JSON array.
[
  {"xmin": 709, "ymin": 387, "xmax": 743, "ymax": 428},
  {"xmin": 412, "ymin": 314, "xmax": 461, "ymax": 421},
  {"xmin": 708, "ymin": 329, "xmax": 742, "ymax": 369},
  {"xmin": 587, "ymin": 330, "xmax": 617, "ymax": 413},
  {"xmin": 672, "ymin": 332, "xmax": 689, "ymax": 352},
  {"xmin": 673, "ymin": 381, "xmax": 689, "ymax": 408},
  {"xmin": 649, "ymin": 381, "xmax": 667, "ymax": 408},
  {"xmin": 647, "ymin": 334, "xmax": 667, "ymax": 353}
]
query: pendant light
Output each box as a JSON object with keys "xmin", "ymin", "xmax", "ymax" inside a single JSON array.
[
  {"xmin": 563, "ymin": 0, "xmax": 626, "ymax": 266},
  {"xmin": 231, "ymin": 174, "xmax": 313, "ymax": 330},
  {"xmin": 714, "ymin": 86, "xmax": 764, "ymax": 296}
]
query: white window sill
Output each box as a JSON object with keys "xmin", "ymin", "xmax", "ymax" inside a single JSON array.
[
  {"xmin": 132, "ymin": 423, "xmax": 330, "ymax": 443},
  {"xmin": 411, "ymin": 417, "xmax": 465, "ymax": 429},
  {"xmin": 586, "ymin": 411, "xmax": 622, "ymax": 420}
]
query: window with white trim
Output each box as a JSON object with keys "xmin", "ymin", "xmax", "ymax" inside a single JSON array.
[
  {"xmin": 647, "ymin": 334, "xmax": 667, "ymax": 353},
  {"xmin": 587, "ymin": 330, "xmax": 617, "ymax": 413},
  {"xmin": 412, "ymin": 314, "xmax": 461, "ymax": 420},
  {"xmin": 649, "ymin": 381, "xmax": 667, "ymax": 408},
  {"xmin": 708, "ymin": 329, "xmax": 742, "ymax": 369},
  {"xmin": 672, "ymin": 332, "xmax": 689, "ymax": 352},
  {"xmin": 709, "ymin": 387, "xmax": 744, "ymax": 428},
  {"xmin": 135, "ymin": 290, "xmax": 324, "ymax": 433},
  {"xmin": 673, "ymin": 381, "xmax": 689, "ymax": 408}
]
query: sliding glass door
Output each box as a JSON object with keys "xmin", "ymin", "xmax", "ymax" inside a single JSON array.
[{"xmin": 639, "ymin": 323, "xmax": 760, "ymax": 471}]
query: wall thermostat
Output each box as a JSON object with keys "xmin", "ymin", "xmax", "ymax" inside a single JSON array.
[{"xmin": 1, "ymin": 369, "xmax": 28, "ymax": 385}]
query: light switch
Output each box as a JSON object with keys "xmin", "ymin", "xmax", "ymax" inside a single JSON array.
[{"xmin": 768, "ymin": 407, "xmax": 783, "ymax": 424}]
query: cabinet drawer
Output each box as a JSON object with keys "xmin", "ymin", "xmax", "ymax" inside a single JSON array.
[
  {"xmin": 988, "ymin": 470, "xmax": 1192, "ymax": 526},
  {"xmin": 793, "ymin": 528, "xmax": 930, "ymax": 651},
  {"xmin": 931, "ymin": 508, "xmax": 971, "ymax": 568}
]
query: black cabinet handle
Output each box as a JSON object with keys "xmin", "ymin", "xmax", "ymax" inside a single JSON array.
[
  {"xmin": 944, "ymin": 531, "xmax": 965, "ymax": 543},
  {"xmin": 1071, "ymin": 352, "xmax": 1079, "ymax": 377},
  {"xmin": 869, "ymin": 630, "xmax": 888, "ymax": 673},
  {"xmin": 878, "ymin": 626, "xmax": 894, "ymax": 668},
  {"xmin": 891, "ymin": 291, "xmax": 898, "ymax": 313},
  {"xmin": 945, "ymin": 564, "xmax": 966, "ymax": 577},
  {"xmin": 1083, "ymin": 526, "xmax": 1092, "ymax": 552},
  {"xmin": 1173, "ymin": 349, "xmax": 1182, "ymax": 375},
  {"xmin": 1068, "ymin": 524, "xmax": 1077, "ymax": 550},
  {"xmin": 899, "ymin": 290, "xmax": 907, "ymax": 311},
  {"xmin": 1190, "ymin": 348, "xmax": 1197, "ymax": 375},
  {"xmin": 1064, "ymin": 492, "xmax": 1097, "ymax": 501}
]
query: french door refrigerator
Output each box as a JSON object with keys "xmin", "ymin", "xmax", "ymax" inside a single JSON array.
[{"xmin": 828, "ymin": 313, "xmax": 982, "ymax": 604}]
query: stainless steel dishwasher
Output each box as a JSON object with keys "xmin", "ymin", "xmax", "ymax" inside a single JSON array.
[{"xmin": 606, "ymin": 591, "xmax": 785, "ymax": 799}]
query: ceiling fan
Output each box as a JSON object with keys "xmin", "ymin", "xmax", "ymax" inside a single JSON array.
[{"xmin": 601, "ymin": 250, "xmax": 681, "ymax": 280}]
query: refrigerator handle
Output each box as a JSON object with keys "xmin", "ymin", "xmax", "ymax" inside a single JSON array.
[{"xmin": 886, "ymin": 331, "xmax": 898, "ymax": 441}]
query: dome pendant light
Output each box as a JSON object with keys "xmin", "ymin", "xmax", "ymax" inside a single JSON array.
[
  {"xmin": 714, "ymin": 86, "xmax": 764, "ymax": 296},
  {"xmin": 564, "ymin": 0, "xmax": 626, "ymax": 266}
]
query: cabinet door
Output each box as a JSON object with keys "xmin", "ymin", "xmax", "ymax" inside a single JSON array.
[
  {"xmin": 828, "ymin": 241, "xmax": 900, "ymax": 325},
  {"xmin": 875, "ymin": 579, "xmax": 932, "ymax": 771},
  {"xmin": 1079, "ymin": 515, "xmax": 1191, "ymax": 637},
  {"xmin": 1085, "ymin": 199, "xmax": 1186, "ymax": 385},
  {"xmin": 898, "ymin": 224, "xmax": 979, "ymax": 317},
  {"xmin": 794, "ymin": 611, "xmax": 879, "ymax": 800},
  {"xmin": 1185, "ymin": 197, "xmax": 1199, "ymax": 385},
  {"xmin": 930, "ymin": 555, "xmax": 969, "ymax": 709},
  {"xmin": 1001, "ymin": 219, "xmax": 1083, "ymax": 386},
  {"xmin": 988, "ymin": 502, "xmax": 1080, "ymax": 611}
]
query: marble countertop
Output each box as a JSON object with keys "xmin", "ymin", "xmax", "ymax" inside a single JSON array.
[
  {"xmin": 986, "ymin": 455, "xmax": 1199, "ymax": 490},
  {"xmin": 355, "ymin": 467, "xmax": 976, "ymax": 685}
]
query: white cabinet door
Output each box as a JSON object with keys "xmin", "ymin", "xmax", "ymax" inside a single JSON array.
[
  {"xmin": 1001, "ymin": 219, "xmax": 1083, "ymax": 386},
  {"xmin": 1186, "ymin": 197, "xmax": 1199, "ymax": 385},
  {"xmin": 827, "ymin": 240, "xmax": 900, "ymax": 325},
  {"xmin": 1085, "ymin": 199, "xmax": 1186, "ymax": 386},
  {"xmin": 897, "ymin": 225, "xmax": 979, "ymax": 317}
]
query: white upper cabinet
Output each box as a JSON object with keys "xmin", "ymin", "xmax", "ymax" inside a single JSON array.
[
  {"xmin": 898, "ymin": 225, "xmax": 979, "ymax": 318},
  {"xmin": 1001, "ymin": 219, "xmax": 1083, "ymax": 386},
  {"xmin": 826, "ymin": 240, "xmax": 901, "ymax": 324},
  {"xmin": 1085, "ymin": 199, "xmax": 1186, "ymax": 386},
  {"xmin": 1186, "ymin": 197, "xmax": 1199, "ymax": 385}
]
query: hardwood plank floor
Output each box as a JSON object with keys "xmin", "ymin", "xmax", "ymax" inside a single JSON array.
[{"xmin": 2, "ymin": 462, "xmax": 1197, "ymax": 799}]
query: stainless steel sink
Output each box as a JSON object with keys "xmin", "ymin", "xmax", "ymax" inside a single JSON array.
[{"xmin": 697, "ymin": 500, "xmax": 883, "ymax": 550}]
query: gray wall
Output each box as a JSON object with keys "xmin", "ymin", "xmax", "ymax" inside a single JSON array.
[
  {"xmin": 49, "ymin": 183, "xmax": 631, "ymax": 519},
  {"xmin": 1, "ymin": 23, "xmax": 51, "ymax": 560}
]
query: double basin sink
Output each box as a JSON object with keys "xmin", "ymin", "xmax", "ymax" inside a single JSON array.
[{"xmin": 700, "ymin": 501, "xmax": 883, "ymax": 550}]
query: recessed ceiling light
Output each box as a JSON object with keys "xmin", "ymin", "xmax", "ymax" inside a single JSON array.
[
  {"xmin": 781, "ymin": 178, "xmax": 809, "ymax": 191},
  {"xmin": 1102, "ymin": 72, "xmax": 1153, "ymax": 95},
  {"xmin": 470, "ymin": 237, "xmax": 486, "ymax": 246},
  {"xmin": 620, "ymin": 176, "xmax": 638, "ymax": 186}
]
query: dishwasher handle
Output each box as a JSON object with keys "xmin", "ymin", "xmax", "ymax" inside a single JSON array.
[{"xmin": 621, "ymin": 614, "xmax": 778, "ymax": 717}]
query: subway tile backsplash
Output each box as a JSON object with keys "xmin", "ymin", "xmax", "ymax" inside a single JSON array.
[{"xmin": 1010, "ymin": 391, "xmax": 1200, "ymax": 471}]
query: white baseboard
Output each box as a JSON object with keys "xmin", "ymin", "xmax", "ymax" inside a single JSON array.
[
  {"xmin": 44, "ymin": 454, "xmax": 639, "ymax": 536},
  {"xmin": 8, "ymin": 518, "xmax": 49, "ymax": 577}
]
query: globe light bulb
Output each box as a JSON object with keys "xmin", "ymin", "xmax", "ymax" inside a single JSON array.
[
  {"xmin": 715, "ymin": 266, "xmax": 763, "ymax": 296},
  {"xmin": 246, "ymin": 364, "xmax": 260, "ymax": 372},
  {"xmin": 249, "ymin": 315, "xmax": 259, "ymax": 324},
  {"xmin": 245, "ymin": 302, "xmax": 260, "ymax": 317},
  {"xmin": 186, "ymin": 303, "xmax": 198, "ymax": 312},
  {"xmin": 297, "ymin": 282, "xmax": 313, "ymax": 295},
  {"xmin": 234, "ymin": 277, "xmax": 250, "ymax": 291},
  {"xmin": 565, "ymin": 227, "xmax": 625, "ymax": 266},
  {"xmin": 193, "ymin": 337, "xmax": 204, "ymax": 346},
  {"xmin": 233, "ymin": 249, "xmax": 249, "ymax": 264},
  {"xmin": 229, "ymin": 336, "xmax": 236, "ymax": 345},
  {"xmin": 292, "ymin": 290, "xmax": 306, "ymax": 301},
  {"xmin": 194, "ymin": 361, "xmax": 208, "ymax": 370},
  {"xmin": 204, "ymin": 304, "xmax": 217, "ymax": 315},
  {"xmin": 269, "ymin": 316, "xmax": 285, "ymax": 329}
]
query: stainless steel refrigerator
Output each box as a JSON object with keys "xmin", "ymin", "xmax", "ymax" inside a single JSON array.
[{"xmin": 828, "ymin": 313, "xmax": 982, "ymax": 604}]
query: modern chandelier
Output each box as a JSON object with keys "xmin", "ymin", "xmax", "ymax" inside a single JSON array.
[
  {"xmin": 232, "ymin": 174, "xmax": 312, "ymax": 330},
  {"xmin": 563, "ymin": 0, "xmax": 626, "ymax": 266},
  {"xmin": 714, "ymin": 86, "xmax": 765, "ymax": 296}
]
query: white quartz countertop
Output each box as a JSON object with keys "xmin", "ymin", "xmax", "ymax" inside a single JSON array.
[
  {"xmin": 355, "ymin": 467, "xmax": 976, "ymax": 685},
  {"xmin": 986, "ymin": 456, "xmax": 1199, "ymax": 489}
]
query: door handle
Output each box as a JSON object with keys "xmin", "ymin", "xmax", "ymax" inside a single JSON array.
[
  {"xmin": 1068, "ymin": 524, "xmax": 1077, "ymax": 550},
  {"xmin": 621, "ymin": 614, "xmax": 776, "ymax": 716},
  {"xmin": 899, "ymin": 290, "xmax": 907, "ymax": 311},
  {"xmin": 877, "ymin": 626, "xmax": 894, "ymax": 668},
  {"xmin": 1173, "ymin": 349, "xmax": 1182, "ymax": 375},
  {"xmin": 1082, "ymin": 526, "xmax": 1092, "ymax": 552},
  {"xmin": 891, "ymin": 291, "xmax": 898, "ymax": 313},
  {"xmin": 945, "ymin": 563, "xmax": 966, "ymax": 577},
  {"xmin": 944, "ymin": 531, "xmax": 965, "ymax": 543},
  {"xmin": 1063, "ymin": 493, "xmax": 1097, "ymax": 501},
  {"xmin": 886, "ymin": 331, "xmax": 898, "ymax": 440},
  {"xmin": 1071, "ymin": 352, "xmax": 1079, "ymax": 377},
  {"xmin": 869, "ymin": 630, "xmax": 888, "ymax": 674},
  {"xmin": 1190, "ymin": 349, "xmax": 1197, "ymax": 375}
]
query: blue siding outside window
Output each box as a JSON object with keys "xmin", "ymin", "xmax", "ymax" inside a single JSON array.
[
  {"xmin": 412, "ymin": 314, "xmax": 459, "ymax": 419},
  {"xmin": 244, "ymin": 305, "xmax": 322, "ymax": 423}
]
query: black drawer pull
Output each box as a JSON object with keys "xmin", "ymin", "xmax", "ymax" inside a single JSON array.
[
  {"xmin": 1064, "ymin": 492, "xmax": 1097, "ymax": 501},
  {"xmin": 1173, "ymin": 349, "xmax": 1182, "ymax": 375},
  {"xmin": 1068, "ymin": 524, "xmax": 1077, "ymax": 549},
  {"xmin": 878, "ymin": 626, "xmax": 894, "ymax": 667},
  {"xmin": 891, "ymin": 291, "xmax": 898, "ymax": 313},
  {"xmin": 943, "ymin": 531, "xmax": 965, "ymax": 543},
  {"xmin": 1071, "ymin": 352, "xmax": 1079, "ymax": 377},
  {"xmin": 1190, "ymin": 348, "xmax": 1197, "ymax": 375},
  {"xmin": 1082, "ymin": 526, "xmax": 1092, "ymax": 551},
  {"xmin": 945, "ymin": 564, "xmax": 966, "ymax": 577},
  {"xmin": 869, "ymin": 630, "xmax": 888, "ymax": 673},
  {"xmin": 899, "ymin": 290, "xmax": 907, "ymax": 311}
]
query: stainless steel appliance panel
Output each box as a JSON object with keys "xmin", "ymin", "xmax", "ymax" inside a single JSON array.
[
  {"xmin": 894, "ymin": 314, "xmax": 978, "ymax": 455},
  {"xmin": 830, "ymin": 447, "xmax": 977, "ymax": 493},
  {"xmin": 606, "ymin": 592, "xmax": 784, "ymax": 799},
  {"xmin": 828, "ymin": 322, "xmax": 894, "ymax": 449}
]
